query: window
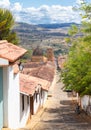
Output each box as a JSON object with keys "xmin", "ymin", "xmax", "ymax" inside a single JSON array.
[{"xmin": 22, "ymin": 95, "xmax": 24, "ymax": 111}]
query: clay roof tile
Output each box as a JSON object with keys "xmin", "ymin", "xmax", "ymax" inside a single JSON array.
[
  {"xmin": 20, "ymin": 73, "xmax": 50, "ymax": 95},
  {"xmin": 0, "ymin": 40, "xmax": 27, "ymax": 62}
]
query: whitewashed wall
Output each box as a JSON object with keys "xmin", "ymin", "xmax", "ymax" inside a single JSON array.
[
  {"xmin": 3, "ymin": 66, "xmax": 30, "ymax": 129},
  {"xmin": 3, "ymin": 66, "xmax": 9, "ymax": 127},
  {"xmin": 41, "ymin": 90, "xmax": 48, "ymax": 107},
  {"xmin": 33, "ymin": 93, "xmax": 40, "ymax": 114},
  {"xmin": 3, "ymin": 66, "xmax": 20, "ymax": 129},
  {"xmin": 19, "ymin": 94, "xmax": 30, "ymax": 128},
  {"xmin": 81, "ymin": 95, "xmax": 91, "ymax": 110}
]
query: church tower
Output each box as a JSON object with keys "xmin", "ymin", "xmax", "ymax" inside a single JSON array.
[{"xmin": 47, "ymin": 48, "xmax": 54, "ymax": 61}]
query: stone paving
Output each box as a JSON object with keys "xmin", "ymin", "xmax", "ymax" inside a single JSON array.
[{"xmin": 20, "ymin": 71, "xmax": 91, "ymax": 130}]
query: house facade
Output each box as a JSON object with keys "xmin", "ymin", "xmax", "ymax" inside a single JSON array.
[
  {"xmin": 19, "ymin": 93, "xmax": 30, "ymax": 127},
  {"xmin": 0, "ymin": 40, "xmax": 27, "ymax": 129},
  {"xmin": 77, "ymin": 95, "xmax": 91, "ymax": 115},
  {"xmin": 22, "ymin": 59, "xmax": 56, "ymax": 115},
  {"xmin": 20, "ymin": 73, "xmax": 51, "ymax": 116},
  {"xmin": 3, "ymin": 65, "xmax": 20, "ymax": 128},
  {"xmin": 57, "ymin": 55, "xmax": 67, "ymax": 69},
  {"xmin": 0, "ymin": 41, "xmax": 56, "ymax": 129}
]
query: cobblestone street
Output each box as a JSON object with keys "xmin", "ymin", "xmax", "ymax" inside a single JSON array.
[{"xmin": 22, "ymin": 71, "xmax": 91, "ymax": 130}]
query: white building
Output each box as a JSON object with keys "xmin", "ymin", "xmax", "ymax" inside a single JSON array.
[
  {"xmin": 80, "ymin": 95, "xmax": 91, "ymax": 115},
  {"xmin": 20, "ymin": 73, "xmax": 50, "ymax": 116},
  {"xmin": 0, "ymin": 40, "xmax": 56, "ymax": 129},
  {"xmin": 0, "ymin": 40, "xmax": 27, "ymax": 129}
]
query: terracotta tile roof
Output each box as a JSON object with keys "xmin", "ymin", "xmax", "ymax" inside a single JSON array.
[
  {"xmin": 37, "ymin": 64, "xmax": 55, "ymax": 82},
  {"xmin": 24, "ymin": 62, "xmax": 46, "ymax": 68},
  {"xmin": 33, "ymin": 76, "xmax": 50, "ymax": 91},
  {"xmin": 40, "ymin": 80, "xmax": 50, "ymax": 91},
  {"xmin": 22, "ymin": 61, "xmax": 55, "ymax": 82},
  {"xmin": 0, "ymin": 40, "xmax": 27, "ymax": 62},
  {"xmin": 22, "ymin": 67, "xmax": 40, "ymax": 76},
  {"xmin": 48, "ymin": 61, "xmax": 56, "ymax": 67},
  {"xmin": 20, "ymin": 73, "xmax": 50, "ymax": 95},
  {"xmin": 20, "ymin": 74, "xmax": 37, "ymax": 95}
]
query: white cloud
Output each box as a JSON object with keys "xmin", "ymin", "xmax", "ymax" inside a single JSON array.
[
  {"xmin": 0, "ymin": 0, "xmax": 81, "ymax": 24},
  {"xmin": 76, "ymin": 0, "xmax": 84, "ymax": 4},
  {"xmin": 21, "ymin": 5, "xmax": 81, "ymax": 24},
  {"xmin": 0, "ymin": 0, "xmax": 10, "ymax": 8},
  {"xmin": 12, "ymin": 2, "xmax": 22, "ymax": 12}
]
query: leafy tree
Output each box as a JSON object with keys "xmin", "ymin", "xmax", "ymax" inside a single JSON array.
[
  {"xmin": 61, "ymin": 1, "xmax": 91, "ymax": 96},
  {"xmin": 0, "ymin": 8, "xmax": 19, "ymax": 44}
]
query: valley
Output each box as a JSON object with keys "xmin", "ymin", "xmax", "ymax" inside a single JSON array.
[{"xmin": 14, "ymin": 22, "xmax": 77, "ymax": 56}]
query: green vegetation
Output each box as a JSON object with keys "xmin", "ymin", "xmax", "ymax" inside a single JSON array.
[
  {"xmin": 0, "ymin": 8, "xmax": 19, "ymax": 44},
  {"xmin": 61, "ymin": 1, "xmax": 91, "ymax": 96},
  {"xmin": 21, "ymin": 49, "xmax": 33, "ymax": 62}
]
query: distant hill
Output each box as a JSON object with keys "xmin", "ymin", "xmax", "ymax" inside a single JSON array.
[
  {"xmin": 38, "ymin": 22, "xmax": 79, "ymax": 29},
  {"xmin": 14, "ymin": 22, "xmax": 78, "ymax": 56}
]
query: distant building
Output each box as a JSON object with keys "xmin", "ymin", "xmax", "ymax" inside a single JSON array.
[
  {"xmin": 31, "ymin": 46, "xmax": 47, "ymax": 62},
  {"xmin": 57, "ymin": 55, "xmax": 67, "ymax": 69},
  {"xmin": 47, "ymin": 48, "xmax": 54, "ymax": 61}
]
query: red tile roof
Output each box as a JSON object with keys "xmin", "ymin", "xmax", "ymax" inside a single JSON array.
[
  {"xmin": 20, "ymin": 73, "xmax": 50, "ymax": 95},
  {"xmin": 20, "ymin": 74, "xmax": 37, "ymax": 95},
  {"xmin": 24, "ymin": 62, "xmax": 46, "ymax": 68},
  {"xmin": 37, "ymin": 63, "xmax": 55, "ymax": 82},
  {"xmin": 23, "ymin": 61, "xmax": 55, "ymax": 82},
  {"xmin": 0, "ymin": 40, "xmax": 27, "ymax": 62}
]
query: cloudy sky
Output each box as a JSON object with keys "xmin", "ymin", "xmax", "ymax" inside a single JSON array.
[{"xmin": 0, "ymin": 0, "xmax": 91, "ymax": 24}]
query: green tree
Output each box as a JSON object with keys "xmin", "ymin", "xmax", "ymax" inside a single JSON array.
[
  {"xmin": 0, "ymin": 8, "xmax": 19, "ymax": 44},
  {"xmin": 62, "ymin": 1, "xmax": 91, "ymax": 96}
]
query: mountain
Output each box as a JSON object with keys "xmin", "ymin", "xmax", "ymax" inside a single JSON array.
[
  {"xmin": 38, "ymin": 22, "xmax": 79, "ymax": 29},
  {"xmin": 14, "ymin": 22, "xmax": 78, "ymax": 55}
]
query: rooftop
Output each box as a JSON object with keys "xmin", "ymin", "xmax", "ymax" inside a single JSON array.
[
  {"xmin": 0, "ymin": 40, "xmax": 27, "ymax": 62},
  {"xmin": 20, "ymin": 73, "xmax": 51, "ymax": 95},
  {"xmin": 23, "ymin": 61, "xmax": 55, "ymax": 82}
]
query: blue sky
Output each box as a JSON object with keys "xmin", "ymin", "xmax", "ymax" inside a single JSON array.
[
  {"xmin": 10, "ymin": 0, "xmax": 76, "ymax": 7},
  {"xmin": 0, "ymin": 0, "xmax": 91, "ymax": 24}
]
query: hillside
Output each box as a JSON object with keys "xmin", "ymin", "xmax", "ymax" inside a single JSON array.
[{"xmin": 14, "ymin": 22, "xmax": 77, "ymax": 56}]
